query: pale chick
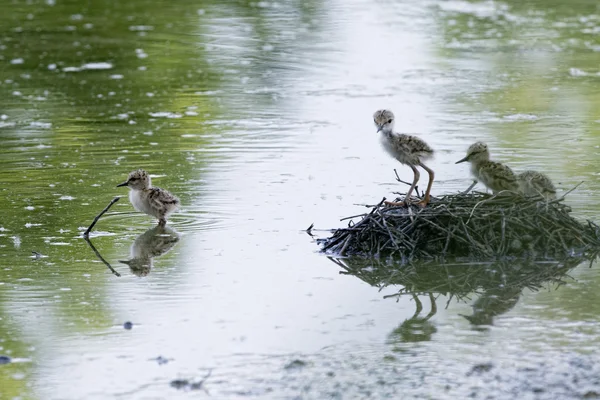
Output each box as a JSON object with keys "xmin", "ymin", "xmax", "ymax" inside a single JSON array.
[
  {"xmin": 373, "ymin": 109, "xmax": 435, "ymax": 207},
  {"xmin": 517, "ymin": 170, "xmax": 557, "ymax": 200},
  {"xmin": 455, "ymin": 142, "xmax": 519, "ymax": 194},
  {"xmin": 117, "ymin": 169, "xmax": 180, "ymax": 226}
]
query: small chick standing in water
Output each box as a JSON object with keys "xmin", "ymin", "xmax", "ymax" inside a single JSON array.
[
  {"xmin": 117, "ymin": 170, "xmax": 180, "ymax": 226},
  {"xmin": 373, "ymin": 109, "xmax": 435, "ymax": 207},
  {"xmin": 517, "ymin": 170, "xmax": 557, "ymax": 200},
  {"xmin": 456, "ymin": 142, "xmax": 519, "ymax": 194}
]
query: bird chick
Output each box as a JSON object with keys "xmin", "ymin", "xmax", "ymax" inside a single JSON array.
[
  {"xmin": 374, "ymin": 109, "xmax": 435, "ymax": 207},
  {"xmin": 456, "ymin": 142, "xmax": 519, "ymax": 194},
  {"xmin": 517, "ymin": 170, "xmax": 557, "ymax": 200},
  {"xmin": 117, "ymin": 169, "xmax": 180, "ymax": 226}
]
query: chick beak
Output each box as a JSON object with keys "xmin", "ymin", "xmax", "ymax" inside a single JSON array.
[
  {"xmin": 116, "ymin": 181, "xmax": 129, "ymax": 188},
  {"xmin": 376, "ymin": 126, "xmax": 383, "ymax": 133},
  {"xmin": 455, "ymin": 156, "xmax": 469, "ymax": 164}
]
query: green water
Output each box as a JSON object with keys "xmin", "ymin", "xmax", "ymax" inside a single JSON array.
[{"xmin": 1, "ymin": 0, "xmax": 600, "ymax": 398}]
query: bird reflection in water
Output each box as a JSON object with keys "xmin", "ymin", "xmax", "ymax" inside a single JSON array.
[
  {"xmin": 388, "ymin": 293, "xmax": 438, "ymax": 343},
  {"xmin": 119, "ymin": 225, "xmax": 180, "ymax": 276},
  {"xmin": 460, "ymin": 286, "xmax": 522, "ymax": 327}
]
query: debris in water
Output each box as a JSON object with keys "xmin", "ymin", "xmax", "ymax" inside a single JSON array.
[
  {"xmin": 467, "ymin": 363, "xmax": 494, "ymax": 376},
  {"xmin": 170, "ymin": 370, "xmax": 212, "ymax": 392},
  {"xmin": 284, "ymin": 359, "xmax": 308, "ymax": 370}
]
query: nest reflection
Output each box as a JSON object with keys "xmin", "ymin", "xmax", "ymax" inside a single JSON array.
[{"xmin": 331, "ymin": 254, "xmax": 593, "ymax": 332}]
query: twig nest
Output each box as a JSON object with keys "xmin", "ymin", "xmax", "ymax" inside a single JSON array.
[{"xmin": 319, "ymin": 192, "xmax": 600, "ymax": 260}]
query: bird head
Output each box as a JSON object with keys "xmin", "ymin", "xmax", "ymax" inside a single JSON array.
[
  {"xmin": 117, "ymin": 169, "xmax": 151, "ymax": 190},
  {"xmin": 373, "ymin": 109, "xmax": 395, "ymax": 135},
  {"xmin": 456, "ymin": 142, "xmax": 490, "ymax": 164}
]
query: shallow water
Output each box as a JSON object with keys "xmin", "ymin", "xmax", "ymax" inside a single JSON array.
[{"xmin": 1, "ymin": 0, "xmax": 600, "ymax": 398}]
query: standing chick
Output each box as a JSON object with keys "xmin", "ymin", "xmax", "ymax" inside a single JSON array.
[
  {"xmin": 117, "ymin": 169, "xmax": 180, "ymax": 226},
  {"xmin": 455, "ymin": 142, "xmax": 519, "ymax": 194},
  {"xmin": 373, "ymin": 109, "xmax": 435, "ymax": 207}
]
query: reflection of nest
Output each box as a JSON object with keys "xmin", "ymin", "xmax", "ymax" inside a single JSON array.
[
  {"xmin": 331, "ymin": 255, "xmax": 592, "ymax": 326},
  {"xmin": 332, "ymin": 257, "xmax": 582, "ymax": 302},
  {"xmin": 320, "ymin": 192, "xmax": 600, "ymax": 259}
]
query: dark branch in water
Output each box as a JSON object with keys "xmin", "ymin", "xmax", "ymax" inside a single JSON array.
[
  {"xmin": 305, "ymin": 223, "xmax": 314, "ymax": 237},
  {"xmin": 83, "ymin": 196, "xmax": 121, "ymax": 238},
  {"xmin": 84, "ymin": 237, "xmax": 121, "ymax": 277}
]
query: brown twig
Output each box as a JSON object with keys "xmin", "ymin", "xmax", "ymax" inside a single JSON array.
[{"xmin": 83, "ymin": 197, "xmax": 121, "ymax": 238}]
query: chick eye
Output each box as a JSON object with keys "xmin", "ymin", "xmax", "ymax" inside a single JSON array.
[
  {"xmin": 387, "ymin": 119, "xmax": 393, "ymax": 123},
  {"xmin": 130, "ymin": 177, "xmax": 138, "ymax": 181}
]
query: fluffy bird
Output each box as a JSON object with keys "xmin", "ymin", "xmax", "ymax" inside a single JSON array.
[
  {"xmin": 373, "ymin": 109, "xmax": 435, "ymax": 207},
  {"xmin": 456, "ymin": 142, "xmax": 519, "ymax": 194},
  {"xmin": 117, "ymin": 169, "xmax": 180, "ymax": 226},
  {"xmin": 517, "ymin": 170, "xmax": 557, "ymax": 200}
]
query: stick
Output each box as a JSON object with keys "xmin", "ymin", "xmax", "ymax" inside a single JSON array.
[
  {"xmin": 393, "ymin": 169, "xmax": 413, "ymax": 187},
  {"xmin": 461, "ymin": 180, "xmax": 478, "ymax": 195},
  {"xmin": 552, "ymin": 181, "xmax": 584, "ymax": 203},
  {"xmin": 83, "ymin": 197, "xmax": 121, "ymax": 238},
  {"xmin": 84, "ymin": 237, "xmax": 121, "ymax": 277},
  {"xmin": 305, "ymin": 223, "xmax": 314, "ymax": 236}
]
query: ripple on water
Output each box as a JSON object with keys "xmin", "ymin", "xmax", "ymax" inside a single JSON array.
[{"xmin": 98, "ymin": 210, "xmax": 225, "ymax": 234}]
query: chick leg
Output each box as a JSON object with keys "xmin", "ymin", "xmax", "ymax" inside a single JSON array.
[
  {"xmin": 385, "ymin": 165, "xmax": 420, "ymax": 207},
  {"xmin": 415, "ymin": 162, "xmax": 434, "ymax": 207},
  {"xmin": 158, "ymin": 211, "xmax": 167, "ymax": 227}
]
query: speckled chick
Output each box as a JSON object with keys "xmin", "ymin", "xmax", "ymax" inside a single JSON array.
[
  {"xmin": 456, "ymin": 142, "xmax": 519, "ymax": 194},
  {"xmin": 117, "ymin": 169, "xmax": 180, "ymax": 226},
  {"xmin": 517, "ymin": 170, "xmax": 557, "ymax": 200},
  {"xmin": 374, "ymin": 109, "xmax": 435, "ymax": 207}
]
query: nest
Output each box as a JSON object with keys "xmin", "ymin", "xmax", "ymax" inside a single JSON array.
[{"xmin": 319, "ymin": 191, "xmax": 600, "ymax": 260}]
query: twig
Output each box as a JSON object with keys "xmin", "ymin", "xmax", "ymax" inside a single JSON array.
[
  {"xmin": 305, "ymin": 223, "xmax": 314, "ymax": 236},
  {"xmin": 83, "ymin": 197, "xmax": 121, "ymax": 238},
  {"xmin": 84, "ymin": 237, "xmax": 121, "ymax": 277},
  {"xmin": 553, "ymin": 181, "xmax": 584, "ymax": 203},
  {"xmin": 340, "ymin": 234, "xmax": 353, "ymax": 256},
  {"xmin": 393, "ymin": 169, "xmax": 413, "ymax": 187},
  {"xmin": 461, "ymin": 180, "xmax": 478, "ymax": 195}
]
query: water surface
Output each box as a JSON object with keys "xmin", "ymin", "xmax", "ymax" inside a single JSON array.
[{"xmin": 1, "ymin": 0, "xmax": 600, "ymax": 398}]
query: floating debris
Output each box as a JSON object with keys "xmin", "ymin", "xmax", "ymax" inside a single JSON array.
[
  {"xmin": 170, "ymin": 370, "xmax": 212, "ymax": 392},
  {"xmin": 284, "ymin": 359, "xmax": 308, "ymax": 370},
  {"xmin": 123, "ymin": 321, "xmax": 133, "ymax": 330},
  {"xmin": 467, "ymin": 363, "xmax": 494, "ymax": 376},
  {"xmin": 31, "ymin": 251, "xmax": 44, "ymax": 259},
  {"xmin": 319, "ymin": 191, "xmax": 600, "ymax": 260},
  {"xmin": 0, "ymin": 355, "xmax": 11, "ymax": 365},
  {"xmin": 151, "ymin": 355, "xmax": 171, "ymax": 365}
]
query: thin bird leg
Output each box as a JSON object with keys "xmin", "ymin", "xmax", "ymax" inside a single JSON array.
[
  {"xmin": 158, "ymin": 212, "xmax": 167, "ymax": 227},
  {"xmin": 385, "ymin": 165, "xmax": 420, "ymax": 207},
  {"xmin": 415, "ymin": 162, "xmax": 434, "ymax": 207}
]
